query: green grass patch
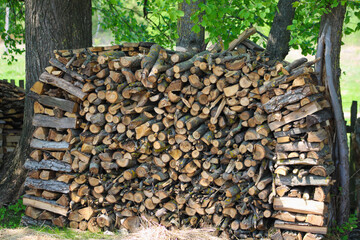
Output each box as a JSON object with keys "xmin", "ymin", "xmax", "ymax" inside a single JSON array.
[
  {"xmin": 340, "ymin": 44, "xmax": 360, "ymax": 123},
  {"xmin": 0, "ymin": 44, "xmax": 26, "ymax": 82},
  {"xmin": 0, "ymin": 198, "xmax": 26, "ymax": 228}
]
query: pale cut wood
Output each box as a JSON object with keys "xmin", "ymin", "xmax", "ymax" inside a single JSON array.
[
  {"xmin": 78, "ymin": 206, "xmax": 94, "ymax": 221},
  {"xmin": 23, "ymin": 194, "xmax": 69, "ymax": 216},
  {"xmin": 268, "ymin": 101, "xmax": 323, "ymax": 131},
  {"xmin": 276, "ymin": 158, "xmax": 319, "ymax": 166},
  {"xmin": 273, "ymin": 197, "xmax": 325, "ymax": 215}
]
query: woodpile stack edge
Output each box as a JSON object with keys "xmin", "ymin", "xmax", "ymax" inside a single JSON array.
[{"xmin": 21, "ymin": 34, "xmax": 334, "ymax": 240}]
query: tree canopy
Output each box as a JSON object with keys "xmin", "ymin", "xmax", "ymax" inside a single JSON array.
[{"xmin": 2, "ymin": 0, "xmax": 360, "ymax": 62}]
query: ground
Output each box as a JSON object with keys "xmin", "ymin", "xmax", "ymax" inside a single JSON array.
[{"xmin": 0, "ymin": 228, "xmax": 59, "ymax": 240}]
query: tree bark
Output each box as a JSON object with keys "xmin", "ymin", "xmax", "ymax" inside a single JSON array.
[
  {"xmin": 177, "ymin": 0, "xmax": 205, "ymax": 51},
  {"xmin": 315, "ymin": 1, "xmax": 348, "ymax": 225},
  {"xmin": 266, "ymin": 0, "xmax": 296, "ymax": 60},
  {"xmin": 0, "ymin": 0, "xmax": 92, "ymax": 206}
]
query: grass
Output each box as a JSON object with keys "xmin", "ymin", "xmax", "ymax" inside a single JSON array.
[
  {"xmin": 0, "ymin": 44, "xmax": 25, "ymax": 84},
  {"xmin": 32, "ymin": 226, "xmax": 121, "ymax": 239},
  {"xmin": 340, "ymin": 31, "xmax": 360, "ymax": 123},
  {"xmin": 0, "ymin": 227, "xmax": 124, "ymax": 240},
  {"xmin": 0, "ymin": 199, "xmax": 26, "ymax": 229}
]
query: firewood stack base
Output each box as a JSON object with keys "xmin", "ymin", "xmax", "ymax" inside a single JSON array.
[{"xmin": 21, "ymin": 39, "xmax": 333, "ymax": 240}]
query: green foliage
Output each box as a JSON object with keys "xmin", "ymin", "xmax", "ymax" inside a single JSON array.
[
  {"xmin": 188, "ymin": 0, "xmax": 360, "ymax": 55},
  {"xmin": 0, "ymin": 0, "xmax": 25, "ymax": 64},
  {"xmin": 92, "ymin": 0, "xmax": 182, "ymax": 48},
  {"xmin": 2, "ymin": 0, "xmax": 360, "ymax": 63},
  {"xmin": 0, "ymin": 198, "xmax": 26, "ymax": 228},
  {"xmin": 190, "ymin": 0, "xmax": 276, "ymax": 49},
  {"xmin": 328, "ymin": 213, "xmax": 358, "ymax": 240},
  {"xmin": 289, "ymin": 0, "xmax": 360, "ymax": 55}
]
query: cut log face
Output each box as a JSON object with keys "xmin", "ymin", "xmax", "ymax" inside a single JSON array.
[{"xmin": 24, "ymin": 37, "xmax": 334, "ymax": 238}]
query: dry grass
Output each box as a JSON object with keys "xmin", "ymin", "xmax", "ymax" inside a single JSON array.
[
  {"xmin": 0, "ymin": 219, "xmax": 224, "ymax": 240},
  {"xmin": 0, "ymin": 228, "xmax": 60, "ymax": 240},
  {"xmin": 124, "ymin": 217, "xmax": 223, "ymax": 240}
]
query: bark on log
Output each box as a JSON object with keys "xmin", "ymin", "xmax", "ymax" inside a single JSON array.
[{"xmin": 25, "ymin": 178, "xmax": 70, "ymax": 193}]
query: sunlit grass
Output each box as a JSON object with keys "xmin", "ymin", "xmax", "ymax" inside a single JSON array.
[{"xmin": 0, "ymin": 44, "xmax": 25, "ymax": 83}]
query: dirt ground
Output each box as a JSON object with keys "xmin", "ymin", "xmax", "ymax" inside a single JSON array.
[{"xmin": 0, "ymin": 228, "xmax": 60, "ymax": 240}]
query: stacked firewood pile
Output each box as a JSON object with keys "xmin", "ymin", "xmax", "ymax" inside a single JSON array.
[
  {"xmin": 0, "ymin": 80, "xmax": 25, "ymax": 166},
  {"xmin": 21, "ymin": 30, "xmax": 334, "ymax": 239},
  {"xmin": 260, "ymin": 60, "xmax": 334, "ymax": 240}
]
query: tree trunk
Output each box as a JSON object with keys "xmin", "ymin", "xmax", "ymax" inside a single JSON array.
[
  {"xmin": 266, "ymin": 0, "xmax": 296, "ymax": 60},
  {"xmin": 315, "ymin": 1, "xmax": 348, "ymax": 225},
  {"xmin": 176, "ymin": 0, "xmax": 205, "ymax": 52},
  {"xmin": 0, "ymin": 0, "xmax": 92, "ymax": 206}
]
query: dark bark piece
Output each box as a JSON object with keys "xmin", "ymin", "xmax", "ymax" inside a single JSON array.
[
  {"xmin": 49, "ymin": 58, "xmax": 85, "ymax": 81},
  {"xmin": 39, "ymin": 72, "xmax": 87, "ymax": 100},
  {"xmin": 321, "ymin": 16, "xmax": 349, "ymax": 224},
  {"xmin": 30, "ymin": 139, "xmax": 70, "ymax": 151},
  {"xmin": 266, "ymin": 0, "xmax": 296, "ymax": 60},
  {"xmin": 24, "ymin": 159, "xmax": 72, "ymax": 173},
  {"xmin": 259, "ymin": 66, "xmax": 311, "ymax": 94},
  {"xmin": 171, "ymin": 51, "xmax": 196, "ymax": 63},
  {"xmin": 263, "ymin": 85, "xmax": 319, "ymax": 113},
  {"xmin": 32, "ymin": 114, "xmax": 77, "ymax": 129},
  {"xmin": 275, "ymin": 174, "xmax": 332, "ymax": 186},
  {"xmin": 273, "ymin": 122, "xmax": 328, "ymax": 138},
  {"xmin": 227, "ymin": 27, "xmax": 256, "ymax": 52},
  {"xmin": 274, "ymin": 220, "xmax": 327, "ymax": 235},
  {"xmin": 27, "ymin": 91, "xmax": 78, "ymax": 113},
  {"xmin": 177, "ymin": 0, "xmax": 205, "ymax": 51},
  {"xmin": 25, "ymin": 178, "xmax": 70, "ymax": 193},
  {"xmin": 306, "ymin": 109, "xmax": 332, "ymax": 127},
  {"xmin": 141, "ymin": 44, "xmax": 161, "ymax": 79},
  {"xmin": 21, "ymin": 215, "xmax": 53, "ymax": 227}
]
